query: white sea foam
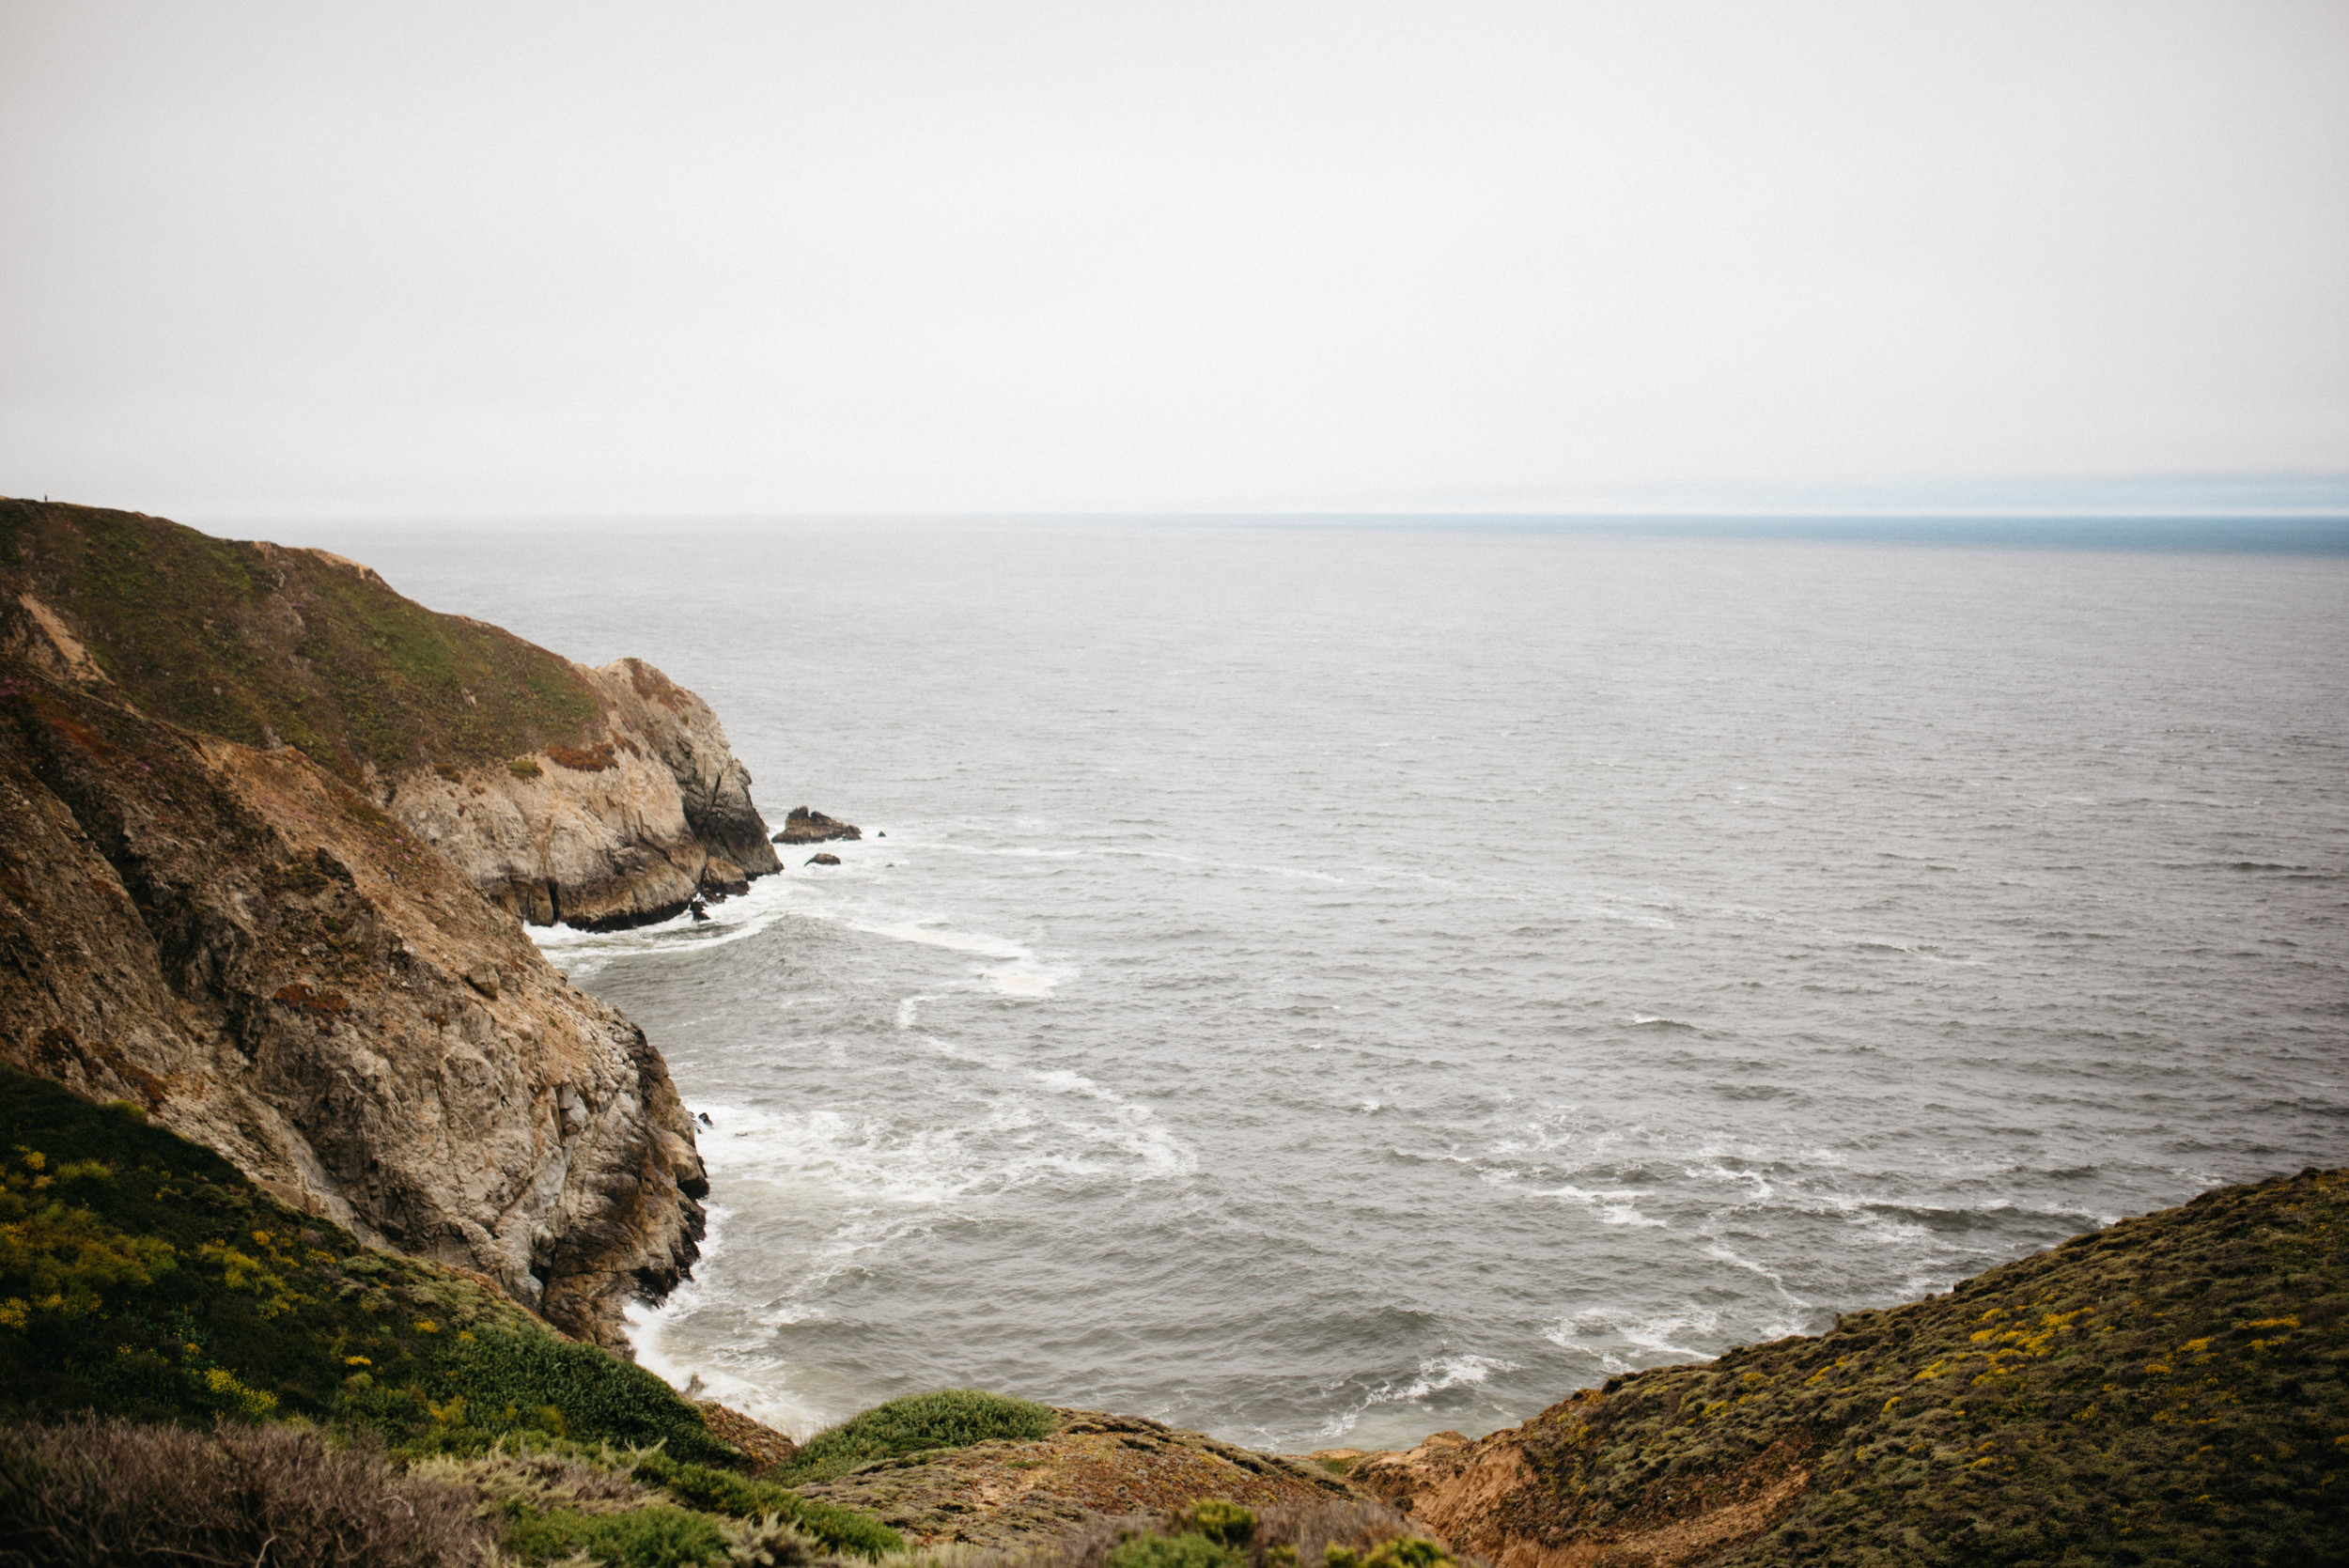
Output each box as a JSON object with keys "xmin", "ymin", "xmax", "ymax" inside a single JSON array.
[
  {"xmin": 1367, "ymin": 1352, "xmax": 1517, "ymax": 1406},
  {"xmin": 1106, "ymin": 846, "xmax": 1347, "ymax": 883},
  {"xmin": 623, "ymin": 1207, "xmax": 863, "ymax": 1438},
  {"xmin": 1520, "ymin": 1181, "xmax": 1668, "ymax": 1228},
  {"xmin": 1545, "ymin": 1308, "xmax": 1720, "ymax": 1372},
  {"xmin": 689, "ymin": 1065, "xmax": 1192, "ymax": 1210}
]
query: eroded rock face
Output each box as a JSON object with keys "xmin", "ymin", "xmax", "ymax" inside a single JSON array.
[
  {"xmin": 387, "ymin": 652, "xmax": 780, "ymax": 924},
  {"xmin": 384, "ymin": 658, "xmax": 781, "ymax": 929},
  {"xmin": 0, "ymin": 663, "xmax": 705, "ymax": 1344}
]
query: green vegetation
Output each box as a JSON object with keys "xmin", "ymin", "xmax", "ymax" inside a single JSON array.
[
  {"xmin": 1176, "ymin": 1501, "xmax": 1263, "ymax": 1549},
  {"xmin": 1485, "ymin": 1167, "xmax": 2349, "ymax": 1566},
  {"xmin": 1037, "ymin": 1501, "xmax": 1448, "ymax": 1568},
  {"xmin": 1106, "ymin": 1533, "xmax": 1249, "ymax": 1568},
  {"xmin": 0, "ymin": 1066, "xmax": 908, "ymax": 1564},
  {"xmin": 781, "ymin": 1389, "xmax": 1060, "ymax": 1484},
  {"xmin": 504, "ymin": 1503, "xmax": 742, "ymax": 1567},
  {"xmin": 631, "ymin": 1447, "xmax": 907, "ymax": 1557},
  {"xmin": 0, "ymin": 498, "xmax": 602, "ymax": 780},
  {"xmin": 0, "ymin": 1064, "xmax": 726, "ymax": 1460}
]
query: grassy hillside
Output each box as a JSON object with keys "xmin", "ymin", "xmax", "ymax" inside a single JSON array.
[
  {"xmin": 1371, "ymin": 1166, "xmax": 2348, "ymax": 1566},
  {"xmin": 0, "ymin": 498, "xmax": 602, "ymax": 781},
  {"xmin": 0, "ymin": 1065, "xmax": 902, "ymax": 1563}
]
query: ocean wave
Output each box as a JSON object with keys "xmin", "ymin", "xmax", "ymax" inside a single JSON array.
[
  {"xmin": 1545, "ymin": 1306, "xmax": 1720, "ymax": 1372},
  {"xmin": 1364, "ymin": 1352, "xmax": 1517, "ymax": 1407}
]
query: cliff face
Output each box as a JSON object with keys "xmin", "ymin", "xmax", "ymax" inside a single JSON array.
[
  {"xmin": 1343, "ymin": 1170, "xmax": 2348, "ymax": 1567},
  {"xmin": 0, "ymin": 663, "xmax": 706, "ymax": 1343},
  {"xmin": 385, "ymin": 658, "xmax": 776, "ymax": 929},
  {"xmin": 0, "ymin": 499, "xmax": 780, "ymax": 930},
  {"xmin": 0, "ymin": 499, "xmax": 789, "ymax": 1344}
]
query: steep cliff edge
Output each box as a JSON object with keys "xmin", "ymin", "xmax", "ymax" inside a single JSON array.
[
  {"xmin": 385, "ymin": 656, "xmax": 777, "ymax": 928},
  {"xmin": 0, "ymin": 498, "xmax": 780, "ymax": 928},
  {"xmin": 0, "ymin": 663, "xmax": 705, "ymax": 1343},
  {"xmin": 0, "ymin": 498, "xmax": 787, "ymax": 1343},
  {"xmin": 1341, "ymin": 1169, "xmax": 2347, "ymax": 1566}
]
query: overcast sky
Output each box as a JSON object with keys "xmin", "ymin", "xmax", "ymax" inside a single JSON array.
[{"xmin": 3, "ymin": 2, "xmax": 2345, "ymax": 519}]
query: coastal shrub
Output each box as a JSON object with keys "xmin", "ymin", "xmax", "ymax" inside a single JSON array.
[
  {"xmin": 1104, "ymin": 1534, "xmax": 1247, "ymax": 1568},
  {"xmin": 1321, "ymin": 1540, "xmax": 1449, "ymax": 1568},
  {"xmin": 784, "ymin": 1389, "xmax": 1058, "ymax": 1483},
  {"xmin": 0, "ymin": 500, "xmax": 608, "ymax": 781},
  {"xmin": 630, "ymin": 1447, "xmax": 904, "ymax": 1557},
  {"xmin": 1176, "ymin": 1501, "xmax": 1257, "ymax": 1548},
  {"xmin": 1461, "ymin": 1165, "xmax": 2349, "ymax": 1567},
  {"xmin": 0, "ymin": 1067, "xmax": 735, "ymax": 1464},
  {"xmin": 408, "ymin": 1439, "xmax": 661, "ymax": 1514},
  {"xmin": 413, "ymin": 1327, "xmax": 739, "ymax": 1466},
  {"xmin": 0, "ymin": 1417, "xmax": 493, "ymax": 1567},
  {"xmin": 504, "ymin": 1502, "xmax": 736, "ymax": 1567},
  {"xmin": 1029, "ymin": 1501, "xmax": 1426, "ymax": 1568}
]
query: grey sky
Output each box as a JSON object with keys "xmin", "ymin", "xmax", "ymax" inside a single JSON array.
[{"xmin": 3, "ymin": 2, "xmax": 2344, "ymax": 519}]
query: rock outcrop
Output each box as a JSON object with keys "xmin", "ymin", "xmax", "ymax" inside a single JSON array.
[
  {"xmin": 774, "ymin": 806, "xmax": 861, "ymax": 845},
  {"xmin": 387, "ymin": 658, "xmax": 780, "ymax": 929},
  {"xmin": 0, "ymin": 498, "xmax": 779, "ymax": 932}
]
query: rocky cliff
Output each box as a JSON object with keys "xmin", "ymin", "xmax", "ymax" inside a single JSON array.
[
  {"xmin": 0, "ymin": 498, "xmax": 786, "ymax": 1343},
  {"xmin": 0, "ymin": 498, "xmax": 781, "ymax": 929},
  {"xmin": 386, "ymin": 657, "xmax": 777, "ymax": 928}
]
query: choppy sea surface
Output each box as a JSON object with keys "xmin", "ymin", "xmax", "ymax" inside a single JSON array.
[{"xmin": 303, "ymin": 519, "xmax": 2348, "ymax": 1452}]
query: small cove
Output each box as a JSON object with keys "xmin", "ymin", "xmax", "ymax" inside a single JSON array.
[{"xmin": 311, "ymin": 518, "xmax": 2349, "ymax": 1451}]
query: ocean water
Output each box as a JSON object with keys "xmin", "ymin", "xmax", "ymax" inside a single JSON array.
[{"xmin": 302, "ymin": 519, "xmax": 2349, "ymax": 1452}]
